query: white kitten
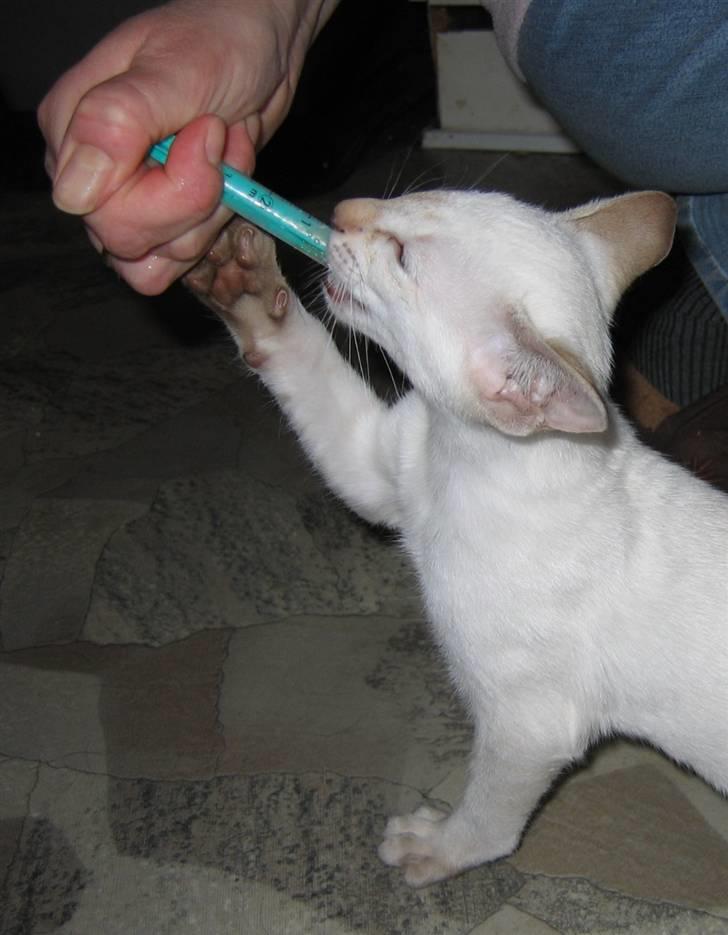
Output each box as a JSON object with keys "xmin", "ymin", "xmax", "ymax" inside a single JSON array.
[{"xmin": 192, "ymin": 189, "xmax": 728, "ymax": 887}]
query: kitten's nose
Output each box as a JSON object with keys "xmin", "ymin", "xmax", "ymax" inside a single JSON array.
[{"xmin": 332, "ymin": 198, "xmax": 382, "ymax": 231}]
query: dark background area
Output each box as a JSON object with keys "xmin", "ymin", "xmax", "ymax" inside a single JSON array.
[{"xmin": 0, "ymin": 0, "xmax": 437, "ymax": 198}]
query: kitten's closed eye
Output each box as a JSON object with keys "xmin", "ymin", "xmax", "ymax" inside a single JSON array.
[{"xmin": 387, "ymin": 235, "xmax": 405, "ymax": 267}]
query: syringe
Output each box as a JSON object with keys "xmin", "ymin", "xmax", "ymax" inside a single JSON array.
[{"xmin": 148, "ymin": 136, "xmax": 331, "ymax": 265}]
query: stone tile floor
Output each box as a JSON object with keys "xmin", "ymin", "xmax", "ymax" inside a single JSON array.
[{"xmin": 1, "ymin": 145, "xmax": 728, "ymax": 934}]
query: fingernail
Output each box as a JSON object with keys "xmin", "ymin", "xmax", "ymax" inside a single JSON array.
[
  {"xmin": 53, "ymin": 144, "xmax": 114, "ymax": 214},
  {"xmin": 205, "ymin": 120, "xmax": 226, "ymax": 167}
]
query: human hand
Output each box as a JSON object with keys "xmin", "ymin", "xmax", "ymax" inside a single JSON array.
[{"xmin": 38, "ymin": 0, "xmax": 335, "ymax": 294}]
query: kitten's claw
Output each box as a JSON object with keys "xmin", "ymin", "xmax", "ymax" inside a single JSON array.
[
  {"xmin": 185, "ymin": 220, "xmax": 290, "ymax": 368},
  {"xmin": 378, "ymin": 805, "xmax": 456, "ymax": 887}
]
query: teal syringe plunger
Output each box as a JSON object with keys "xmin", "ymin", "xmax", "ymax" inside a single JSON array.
[{"xmin": 148, "ymin": 136, "xmax": 331, "ymax": 265}]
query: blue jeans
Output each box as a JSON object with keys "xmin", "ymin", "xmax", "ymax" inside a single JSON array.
[{"xmin": 518, "ymin": 0, "xmax": 728, "ymax": 319}]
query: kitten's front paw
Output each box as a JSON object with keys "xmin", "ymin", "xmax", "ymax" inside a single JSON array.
[
  {"xmin": 185, "ymin": 220, "xmax": 290, "ymax": 368},
  {"xmin": 378, "ymin": 805, "xmax": 456, "ymax": 887}
]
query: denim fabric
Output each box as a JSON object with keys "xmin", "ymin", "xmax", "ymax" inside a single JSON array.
[{"xmin": 517, "ymin": 0, "xmax": 728, "ymax": 318}]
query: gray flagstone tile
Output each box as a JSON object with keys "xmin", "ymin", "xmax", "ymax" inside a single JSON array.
[
  {"xmin": 84, "ymin": 472, "xmax": 419, "ymax": 645},
  {"xmin": 0, "ymin": 497, "xmax": 149, "ymax": 649}
]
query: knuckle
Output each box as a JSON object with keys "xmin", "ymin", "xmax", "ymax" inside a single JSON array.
[
  {"xmin": 173, "ymin": 173, "xmax": 221, "ymax": 221},
  {"xmin": 74, "ymin": 79, "xmax": 152, "ymax": 148},
  {"xmin": 118, "ymin": 259, "xmax": 177, "ymax": 296},
  {"xmin": 90, "ymin": 219, "xmax": 150, "ymax": 261},
  {"xmin": 165, "ymin": 226, "xmax": 215, "ymax": 264}
]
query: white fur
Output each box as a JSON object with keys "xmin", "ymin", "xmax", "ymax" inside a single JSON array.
[{"xmin": 242, "ymin": 189, "xmax": 728, "ymax": 886}]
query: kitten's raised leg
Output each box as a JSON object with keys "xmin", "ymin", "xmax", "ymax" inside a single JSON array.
[
  {"xmin": 186, "ymin": 217, "xmax": 333, "ymax": 378},
  {"xmin": 380, "ymin": 702, "xmax": 584, "ymax": 886},
  {"xmin": 186, "ymin": 220, "xmax": 409, "ymax": 528},
  {"xmin": 185, "ymin": 219, "xmax": 291, "ymax": 368}
]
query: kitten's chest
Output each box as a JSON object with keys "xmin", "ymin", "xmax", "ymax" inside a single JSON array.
[
  {"xmin": 398, "ymin": 446, "xmax": 514, "ymax": 593},
  {"xmin": 396, "ymin": 429, "xmax": 589, "ymax": 632},
  {"xmin": 397, "ymin": 460, "xmax": 543, "ymax": 695}
]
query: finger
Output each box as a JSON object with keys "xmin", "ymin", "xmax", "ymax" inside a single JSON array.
[
  {"xmin": 106, "ymin": 242, "xmax": 226, "ymax": 296},
  {"xmin": 226, "ymin": 117, "xmax": 258, "ymax": 169},
  {"xmin": 50, "ymin": 70, "xmax": 162, "ymax": 215},
  {"xmin": 45, "ymin": 18, "xmax": 229, "ymax": 218},
  {"xmin": 82, "ymin": 114, "xmax": 257, "ymax": 261},
  {"xmin": 83, "ymin": 115, "xmax": 228, "ymax": 259},
  {"xmin": 77, "ymin": 108, "xmax": 260, "ymax": 292},
  {"xmin": 153, "ymin": 202, "xmax": 233, "ymax": 264},
  {"xmin": 146, "ymin": 120, "xmax": 261, "ymax": 265},
  {"xmin": 104, "ymin": 202, "xmax": 232, "ymax": 294},
  {"xmin": 106, "ymin": 252, "xmax": 190, "ymax": 296},
  {"xmin": 37, "ymin": 18, "xmax": 146, "ymax": 175}
]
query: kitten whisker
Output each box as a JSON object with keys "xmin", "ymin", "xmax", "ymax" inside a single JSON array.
[
  {"xmin": 352, "ymin": 327, "xmax": 366, "ymax": 379},
  {"xmin": 399, "ymin": 165, "xmax": 443, "ymax": 198},
  {"xmin": 383, "ymin": 145, "xmax": 417, "ymax": 200},
  {"xmin": 466, "ymin": 152, "xmax": 511, "ymax": 193},
  {"xmin": 363, "ymin": 333, "xmax": 372, "ymax": 387},
  {"xmin": 379, "ymin": 347, "xmax": 402, "ymax": 402}
]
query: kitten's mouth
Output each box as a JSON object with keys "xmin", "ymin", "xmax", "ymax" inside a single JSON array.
[{"xmin": 323, "ymin": 276, "xmax": 365, "ymax": 312}]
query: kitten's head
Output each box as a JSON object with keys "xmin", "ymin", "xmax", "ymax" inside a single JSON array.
[{"xmin": 324, "ymin": 189, "xmax": 676, "ymax": 436}]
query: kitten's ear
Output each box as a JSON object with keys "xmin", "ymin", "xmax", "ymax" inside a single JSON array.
[
  {"xmin": 565, "ymin": 191, "xmax": 677, "ymax": 297},
  {"xmin": 471, "ymin": 311, "xmax": 607, "ymax": 436}
]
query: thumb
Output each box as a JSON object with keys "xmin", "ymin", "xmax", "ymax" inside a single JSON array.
[{"xmin": 51, "ymin": 65, "xmax": 186, "ymax": 215}]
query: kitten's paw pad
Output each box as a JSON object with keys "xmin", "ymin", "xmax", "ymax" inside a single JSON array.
[
  {"xmin": 186, "ymin": 221, "xmax": 291, "ymax": 368},
  {"xmin": 378, "ymin": 806, "xmax": 454, "ymax": 887},
  {"xmin": 185, "ymin": 220, "xmax": 284, "ymax": 313}
]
